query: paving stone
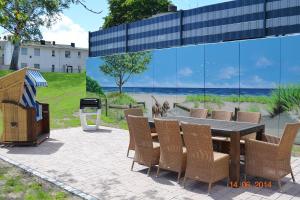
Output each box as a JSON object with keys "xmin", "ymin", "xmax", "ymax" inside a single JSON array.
[{"xmin": 0, "ymin": 126, "xmax": 299, "ymax": 200}]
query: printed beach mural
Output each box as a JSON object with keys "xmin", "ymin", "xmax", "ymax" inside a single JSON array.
[{"xmin": 86, "ymin": 35, "xmax": 300, "ymax": 143}]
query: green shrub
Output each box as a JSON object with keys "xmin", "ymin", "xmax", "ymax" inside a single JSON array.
[
  {"xmin": 107, "ymin": 92, "xmax": 136, "ymax": 105},
  {"xmin": 268, "ymin": 85, "xmax": 300, "ymax": 117}
]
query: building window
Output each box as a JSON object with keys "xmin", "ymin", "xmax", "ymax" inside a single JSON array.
[
  {"xmin": 34, "ymin": 48, "xmax": 40, "ymax": 56},
  {"xmin": 52, "ymin": 50, "xmax": 55, "ymax": 57},
  {"xmin": 51, "ymin": 65, "xmax": 55, "ymax": 72},
  {"xmin": 21, "ymin": 48, "xmax": 28, "ymax": 55},
  {"xmin": 65, "ymin": 51, "xmax": 71, "ymax": 58},
  {"xmin": 21, "ymin": 63, "xmax": 27, "ymax": 68},
  {"xmin": 34, "ymin": 64, "xmax": 40, "ymax": 69},
  {"xmin": 78, "ymin": 51, "xmax": 81, "ymax": 58}
]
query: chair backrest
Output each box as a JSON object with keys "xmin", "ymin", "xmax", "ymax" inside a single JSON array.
[
  {"xmin": 237, "ymin": 111, "xmax": 261, "ymax": 124},
  {"xmin": 154, "ymin": 119, "xmax": 184, "ymax": 169},
  {"xmin": 181, "ymin": 122, "xmax": 214, "ymax": 164},
  {"xmin": 211, "ymin": 110, "xmax": 232, "ymax": 121},
  {"xmin": 190, "ymin": 108, "xmax": 208, "ymax": 118},
  {"xmin": 124, "ymin": 108, "xmax": 143, "ymax": 120},
  {"xmin": 154, "ymin": 119, "xmax": 183, "ymax": 150},
  {"xmin": 278, "ymin": 123, "xmax": 300, "ymax": 159},
  {"xmin": 124, "ymin": 108, "xmax": 143, "ymax": 146},
  {"xmin": 127, "ymin": 115, "xmax": 153, "ymax": 150}
]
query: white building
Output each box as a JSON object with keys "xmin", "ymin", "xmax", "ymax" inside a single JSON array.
[{"xmin": 0, "ymin": 40, "xmax": 88, "ymax": 73}]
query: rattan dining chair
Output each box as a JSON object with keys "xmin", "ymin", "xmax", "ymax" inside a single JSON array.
[
  {"xmin": 124, "ymin": 108, "xmax": 158, "ymax": 157},
  {"xmin": 211, "ymin": 110, "xmax": 233, "ymax": 152},
  {"xmin": 127, "ymin": 115, "xmax": 160, "ymax": 176},
  {"xmin": 238, "ymin": 111, "xmax": 261, "ymax": 141},
  {"xmin": 190, "ymin": 108, "xmax": 208, "ymax": 118},
  {"xmin": 245, "ymin": 122, "xmax": 300, "ymax": 191},
  {"xmin": 211, "ymin": 110, "xmax": 233, "ymax": 121},
  {"xmin": 181, "ymin": 122, "xmax": 229, "ymax": 193},
  {"xmin": 219, "ymin": 111, "xmax": 262, "ymax": 155},
  {"xmin": 154, "ymin": 118, "xmax": 187, "ymax": 182}
]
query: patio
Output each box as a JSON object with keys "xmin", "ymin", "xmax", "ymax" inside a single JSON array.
[{"xmin": 0, "ymin": 126, "xmax": 300, "ymax": 200}]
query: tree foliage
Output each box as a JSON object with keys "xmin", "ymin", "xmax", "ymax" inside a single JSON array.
[
  {"xmin": 103, "ymin": 0, "xmax": 172, "ymax": 28},
  {"xmin": 100, "ymin": 52, "xmax": 152, "ymax": 93},
  {"xmin": 0, "ymin": 0, "xmax": 101, "ymax": 70}
]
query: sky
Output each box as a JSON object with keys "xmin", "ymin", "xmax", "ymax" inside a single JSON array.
[
  {"xmin": 87, "ymin": 35, "xmax": 300, "ymax": 89},
  {"xmin": 0, "ymin": 0, "xmax": 231, "ymax": 48}
]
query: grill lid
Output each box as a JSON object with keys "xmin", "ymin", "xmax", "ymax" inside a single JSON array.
[{"xmin": 80, "ymin": 98, "xmax": 101, "ymax": 109}]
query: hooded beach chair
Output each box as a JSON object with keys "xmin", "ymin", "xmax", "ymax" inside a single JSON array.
[{"xmin": 0, "ymin": 68, "xmax": 50, "ymax": 145}]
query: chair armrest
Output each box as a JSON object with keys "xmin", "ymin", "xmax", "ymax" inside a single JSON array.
[
  {"xmin": 245, "ymin": 139, "xmax": 279, "ymax": 157},
  {"xmin": 263, "ymin": 134, "xmax": 280, "ymax": 144}
]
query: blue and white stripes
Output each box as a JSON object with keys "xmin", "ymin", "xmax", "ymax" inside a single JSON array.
[
  {"xmin": 20, "ymin": 70, "xmax": 48, "ymax": 121},
  {"xmin": 89, "ymin": 0, "xmax": 300, "ymax": 57}
]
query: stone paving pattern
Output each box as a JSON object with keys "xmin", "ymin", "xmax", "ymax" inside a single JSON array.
[{"xmin": 0, "ymin": 126, "xmax": 300, "ymax": 200}]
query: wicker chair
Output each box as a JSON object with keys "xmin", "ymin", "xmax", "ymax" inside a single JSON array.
[
  {"xmin": 154, "ymin": 118, "xmax": 187, "ymax": 182},
  {"xmin": 245, "ymin": 123, "xmax": 300, "ymax": 191},
  {"xmin": 127, "ymin": 115, "xmax": 160, "ymax": 176},
  {"xmin": 181, "ymin": 122, "xmax": 229, "ymax": 193},
  {"xmin": 211, "ymin": 110, "xmax": 233, "ymax": 152},
  {"xmin": 124, "ymin": 108, "xmax": 158, "ymax": 157},
  {"xmin": 190, "ymin": 108, "xmax": 208, "ymax": 118},
  {"xmin": 211, "ymin": 110, "xmax": 233, "ymax": 121},
  {"xmin": 238, "ymin": 111, "xmax": 261, "ymax": 141},
  {"xmin": 217, "ymin": 111, "xmax": 262, "ymax": 154}
]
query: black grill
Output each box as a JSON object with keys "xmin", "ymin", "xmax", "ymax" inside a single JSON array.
[{"xmin": 80, "ymin": 98, "xmax": 101, "ymax": 109}]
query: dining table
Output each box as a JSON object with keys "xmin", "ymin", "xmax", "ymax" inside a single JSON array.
[{"xmin": 148, "ymin": 116, "xmax": 265, "ymax": 188}]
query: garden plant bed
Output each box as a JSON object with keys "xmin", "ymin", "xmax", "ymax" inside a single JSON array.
[{"xmin": 0, "ymin": 158, "xmax": 81, "ymax": 200}]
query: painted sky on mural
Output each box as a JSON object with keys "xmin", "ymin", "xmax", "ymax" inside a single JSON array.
[{"xmin": 87, "ymin": 35, "xmax": 300, "ymax": 89}]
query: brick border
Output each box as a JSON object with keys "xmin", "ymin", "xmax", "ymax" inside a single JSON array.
[{"xmin": 0, "ymin": 154, "xmax": 98, "ymax": 200}]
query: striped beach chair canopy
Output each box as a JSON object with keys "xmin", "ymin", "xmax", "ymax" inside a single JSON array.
[{"xmin": 20, "ymin": 69, "xmax": 48, "ymax": 121}]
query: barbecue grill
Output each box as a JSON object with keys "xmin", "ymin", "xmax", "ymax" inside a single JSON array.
[{"xmin": 79, "ymin": 98, "xmax": 101, "ymax": 131}]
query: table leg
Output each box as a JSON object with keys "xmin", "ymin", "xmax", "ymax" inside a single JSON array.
[{"xmin": 230, "ymin": 133, "xmax": 240, "ymax": 188}]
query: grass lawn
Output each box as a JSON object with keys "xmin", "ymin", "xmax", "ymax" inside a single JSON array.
[
  {"xmin": 0, "ymin": 159, "xmax": 79, "ymax": 200},
  {"xmin": 0, "ymin": 70, "xmax": 86, "ymax": 130},
  {"xmin": 37, "ymin": 72, "xmax": 86, "ymax": 129}
]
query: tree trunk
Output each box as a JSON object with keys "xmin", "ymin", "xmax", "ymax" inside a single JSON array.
[
  {"xmin": 10, "ymin": 43, "xmax": 20, "ymax": 70},
  {"xmin": 118, "ymin": 85, "xmax": 122, "ymax": 94}
]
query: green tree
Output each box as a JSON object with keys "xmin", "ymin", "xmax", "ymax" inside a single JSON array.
[
  {"xmin": 103, "ymin": 0, "xmax": 172, "ymax": 28},
  {"xmin": 0, "ymin": 0, "xmax": 101, "ymax": 70},
  {"xmin": 86, "ymin": 75, "xmax": 104, "ymax": 96},
  {"xmin": 100, "ymin": 52, "xmax": 151, "ymax": 94}
]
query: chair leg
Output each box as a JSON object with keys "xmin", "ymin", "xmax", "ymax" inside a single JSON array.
[
  {"xmin": 131, "ymin": 161, "xmax": 135, "ymax": 171},
  {"xmin": 182, "ymin": 177, "xmax": 187, "ymax": 188},
  {"xmin": 177, "ymin": 171, "xmax": 181, "ymax": 183},
  {"xmin": 147, "ymin": 166, "xmax": 152, "ymax": 176},
  {"xmin": 208, "ymin": 183, "xmax": 212, "ymax": 194},
  {"xmin": 278, "ymin": 180, "xmax": 282, "ymax": 192},
  {"xmin": 227, "ymin": 177, "xmax": 230, "ymax": 187},
  {"xmin": 156, "ymin": 166, "xmax": 160, "ymax": 178},
  {"xmin": 127, "ymin": 148, "xmax": 130, "ymax": 157},
  {"xmin": 291, "ymin": 171, "xmax": 296, "ymax": 183}
]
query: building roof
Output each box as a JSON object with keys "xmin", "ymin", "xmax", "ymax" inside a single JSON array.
[
  {"xmin": 22, "ymin": 41, "xmax": 88, "ymax": 51},
  {"xmin": 0, "ymin": 40, "xmax": 88, "ymax": 51}
]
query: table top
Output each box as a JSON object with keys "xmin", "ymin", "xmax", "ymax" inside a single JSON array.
[{"xmin": 149, "ymin": 116, "xmax": 265, "ymax": 136}]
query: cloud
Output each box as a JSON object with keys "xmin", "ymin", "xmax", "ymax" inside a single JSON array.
[
  {"xmin": 178, "ymin": 67, "xmax": 193, "ymax": 77},
  {"xmin": 218, "ymin": 67, "xmax": 239, "ymax": 79},
  {"xmin": 41, "ymin": 15, "xmax": 88, "ymax": 48},
  {"xmin": 240, "ymin": 75, "xmax": 276, "ymax": 88},
  {"xmin": 255, "ymin": 56, "xmax": 272, "ymax": 68},
  {"xmin": 205, "ymin": 82, "xmax": 239, "ymax": 88}
]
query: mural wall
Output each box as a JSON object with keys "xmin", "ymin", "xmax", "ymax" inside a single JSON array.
[{"xmin": 86, "ymin": 35, "xmax": 300, "ymax": 143}]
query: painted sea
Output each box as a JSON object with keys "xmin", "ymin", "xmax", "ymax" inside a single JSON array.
[{"xmin": 102, "ymin": 87, "xmax": 274, "ymax": 96}]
